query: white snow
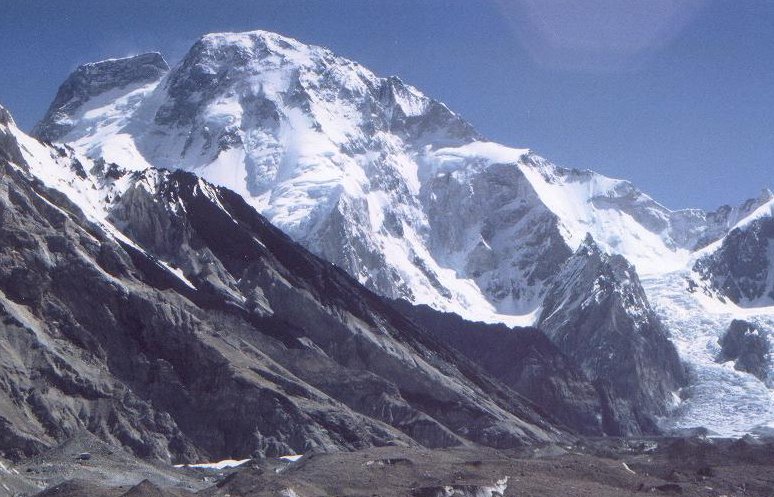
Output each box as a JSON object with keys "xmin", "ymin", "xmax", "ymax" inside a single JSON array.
[
  {"xmin": 644, "ymin": 270, "xmax": 774, "ymax": 436},
  {"xmin": 279, "ymin": 454, "xmax": 303, "ymax": 462},
  {"xmin": 732, "ymin": 197, "xmax": 774, "ymax": 231},
  {"xmin": 429, "ymin": 141, "xmax": 529, "ymax": 171},
  {"xmin": 156, "ymin": 260, "xmax": 197, "ymax": 290},
  {"xmin": 517, "ymin": 159, "xmax": 692, "ymax": 275},
  {"xmin": 174, "ymin": 458, "xmax": 250, "ymax": 470},
  {"xmin": 0, "ymin": 461, "xmax": 19, "ymax": 475}
]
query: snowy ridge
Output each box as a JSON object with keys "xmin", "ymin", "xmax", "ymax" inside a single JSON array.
[
  {"xmin": 731, "ymin": 195, "xmax": 774, "ymax": 232},
  {"xmin": 517, "ymin": 158, "xmax": 691, "ymax": 275},
  {"xmin": 3, "ymin": 113, "xmax": 207, "ymax": 292}
]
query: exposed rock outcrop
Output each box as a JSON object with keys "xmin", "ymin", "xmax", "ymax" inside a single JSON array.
[
  {"xmin": 717, "ymin": 320, "xmax": 772, "ymax": 384},
  {"xmin": 694, "ymin": 216, "xmax": 774, "ymax": 306},
  {"xmin": 537, "ymin": 235, "xmax": 686, "ymax": 435}
]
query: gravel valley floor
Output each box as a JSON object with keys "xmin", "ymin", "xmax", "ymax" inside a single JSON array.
[{"xmin": 3, "ymin": 435, "xmax": 774, "ymax": 497}]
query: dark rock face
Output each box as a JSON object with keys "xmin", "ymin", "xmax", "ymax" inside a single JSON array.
[
  {"xmin": 0, "ymin": 106, "xmax": 26, "ymax": 165},
  {"xmin": 33, "ymin": 53, "xmax": 169, "ymax": 141},
  {"xmin": 391, "ymin": 302, "xmax": 605, "ymax": 435},
  {"xmin": 537, "ymin": 235, "xmax": 686, "ymax": 435},
  {"xmin": 694, "ymin": 218, "xmax": 774, "ymax": 306},
  {"xmin": 0, "ymin": 111, "xmax": 565, "ymax": 463},
  {"xmin": 717, "ymin": 320, "xmax": 771, "ymax": 384},
  {"xmin": 104, "ymin": 169, "xmax": 564, "ymax": 451},
  {"xmin": 377, "ymin": 76, "xmax": 478, "ymax": 146},
  {"xmin": 0, "ymin": 167, "xmax": 198, "ymax": 463}
]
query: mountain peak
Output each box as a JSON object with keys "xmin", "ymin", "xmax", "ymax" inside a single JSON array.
[
  {"xmin": 186, "ymin": 29, "xmax": 333, "ymax": 71},
  {"xmin": 80, "ymin": 52, "xmax": 168, "ymax": 72},
  {"xmin": 580, "ymin": 232, "xmax": 598, "ymax": 248},
  {"xmin": 574, "ymin": 232, "xmax": 605, "ymax": 259},
  {"xmin": 34, "ymin": 52, "xmax": 169, "ymax": 141},
  {"xmin": 199, "ymin": 29, "xmax": 309, "ymax": 51},
  {"xmin": 0, "ymin": 103, "xmax": 14, "ymax": 126}
]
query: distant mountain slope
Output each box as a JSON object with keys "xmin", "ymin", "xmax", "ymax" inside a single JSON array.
[
  {"xmin": 694, "ymin": 204, "xmax": 774, "ymax": 307},
  {"xmin": 0, "ymin": 104, "xmax": 566, "ymax": 462}
]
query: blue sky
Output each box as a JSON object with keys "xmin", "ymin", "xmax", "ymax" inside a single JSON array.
[{"xmin": 1, "ymin": 0, "xmax": 772, "ymax": 210}]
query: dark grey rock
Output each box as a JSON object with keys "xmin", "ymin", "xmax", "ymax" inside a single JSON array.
[
  {"xmin": 694, "ymin": 217, "xmax": 774, "ymax": 305},
  {"xmin": 391, "ymin": 301, "xmax": 606, "ymax": 436},
  {"xmin": 0, "ymin": 104, "xmax": 26, "ymax": 165},
  {"xmin": 717, "ymin": 320, "xmax": 771, "ymax": 383},
  {"xmin": 0, "ymin": 114, "xmax": 566, "ymax": 464},
  {"xmin": 537, "ymin": 234, "xmax": 686, "ymax": 435}
]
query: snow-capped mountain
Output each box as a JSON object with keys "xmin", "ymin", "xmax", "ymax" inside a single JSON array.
[
  {"xmin": 33, "ymin": 29, "xmax": 774, "ymax": 436},
  {"xmin": 38, "ymin": 30, "xmax": 772, "ymax": 325},
  {"xmin": 36, "ymin": 30, "xmax": 774, "ymax": 324}
]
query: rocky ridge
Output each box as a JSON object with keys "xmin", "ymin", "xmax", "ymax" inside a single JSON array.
[
  {"xmin": 0, "ymin": 103, "xmax": 566, "ymax": 463},
  {"xmin": 537, "ymin": 235, "xmax": 686, "ymax": 434}
]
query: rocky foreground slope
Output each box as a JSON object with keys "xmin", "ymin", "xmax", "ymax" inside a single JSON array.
[{"xmin": 0, "ymin": 104, "xmax": 568, "ymax": 464}]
